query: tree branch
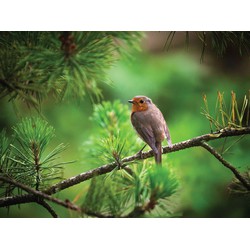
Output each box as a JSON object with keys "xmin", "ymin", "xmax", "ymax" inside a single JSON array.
[
  {"xmin": 37, "ymin": 199, "xmax": 59, "ymax": 218},
  {"xmin": 0, "ymin": 176, "xmax": 80, "ymax": 212},
  {"xmin": 46, "ymin": 127, "xmax": 250, "ymax": 195},
  {"xmin": 1, "ymin": 127, "xmax": 250, "ymax": 209},
  {"xmin": 200, "ymin": 141, "xmax": 250, "ymax": 190}
]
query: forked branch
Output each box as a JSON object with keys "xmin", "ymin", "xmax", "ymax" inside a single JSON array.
[
  {"xmin": 0, "ymin": 127, "xmax": 250, "ymax": 211},
  {"xmin": 46, "ymin": 127, "xmax": 250, "ymax": 195},
  {"xmin": 200, "ymin": 141, "xmax": 250, "ymax": 190},
  {"xmin": 0, "ymin": 175, "xmax": 80, "ymax": 212}
]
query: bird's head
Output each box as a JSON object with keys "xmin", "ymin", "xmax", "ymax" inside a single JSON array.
[{"xmin": 128, "ymin": 96, "xmax": 152, "ymax": 112}]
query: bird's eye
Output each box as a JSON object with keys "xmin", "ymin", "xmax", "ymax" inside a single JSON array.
[{"xmin": 139, "ymin": 100, "xmax": 144, "ymax": 104}]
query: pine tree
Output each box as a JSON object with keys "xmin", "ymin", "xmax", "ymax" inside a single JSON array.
[
  {"xmin": 0, "ymin": 31, "xmax": 250, "ymax": 217},
  {"xmin": 0, "ymin": 31, "xmax": 142, "ymax": 106}
]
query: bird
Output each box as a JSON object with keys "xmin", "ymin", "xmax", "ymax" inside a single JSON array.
[{"xmin": 128, "ymin": 95, "xmax": 172, "ymax": 164}]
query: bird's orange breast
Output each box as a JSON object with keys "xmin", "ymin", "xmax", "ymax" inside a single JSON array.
[{"xmin": 131, "ymin": 104, "xmax": 148, "ymax": 113}]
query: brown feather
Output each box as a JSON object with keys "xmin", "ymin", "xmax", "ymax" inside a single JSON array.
[{"xmin": 129, "ymin": 95, "xmax": 171, "ymax": 165}]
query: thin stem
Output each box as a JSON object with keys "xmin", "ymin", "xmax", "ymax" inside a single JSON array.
[
  {"xmin": 37, "ymin": 199, "xmax": 59, "ymax": 218},
  {"xmin": 164, "ymin": 32, "xmax": 176, "ymax": 51},
  {"xmin": 31, "ymin": 141, "xmax": 40, "ymax": 191},
  {"xmin": 200, "ymin": 141, "xmax": 250, "ymax": 190}
]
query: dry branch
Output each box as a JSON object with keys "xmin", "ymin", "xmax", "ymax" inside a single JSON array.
[
  {"xmin": 0, "ymin": 127, "xmax": 250, "ymax": 210},
  {"xmin": 46, "ymin": 127, "xmax": 250, "ymax": 195},
  {"xmin": 200, "ymin": 142, "xmax": 250, "ymax": 190}
]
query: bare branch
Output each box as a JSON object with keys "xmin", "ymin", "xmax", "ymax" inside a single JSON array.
[
  {"xmin": 37, "ymin": 199, "xmax": 59, "ymax": 218},
  {"xmin": 200, "ymin": 141, "xmax": 250, "ymax": 190},
  {"xmin": 0, "ymin": 193, "xmax": 36, "ymax": 207},
  {"xmin": 0, "ymin": 176, "xmax": 80, "ymax": 212},
  {"xmin": 1, "ymin": 127, "xmax": 250, "ymax": 209},
  {"xmin": 46, "ymin": 127, "xmax": 250, "ymax": 195}
]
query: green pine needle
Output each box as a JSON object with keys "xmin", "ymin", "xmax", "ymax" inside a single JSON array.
[
  {"xmin": 0, "ymin": 31, "xmax": 143, "ymax": 107},
  {"xmin": 84, "ymin": 100, "xmax": 140, "ymax": 165},
  {"xmin": 0, "ymin": 117, "xmax": 71, "ymax": 194},
  {"xmin": 148, "ymin": 166, "xmax": 178, "ymax": 200}
]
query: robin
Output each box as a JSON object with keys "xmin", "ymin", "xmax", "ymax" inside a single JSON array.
[{"xmin": 128, "ymin": 95, "xmax": 172, "ymax": 164}]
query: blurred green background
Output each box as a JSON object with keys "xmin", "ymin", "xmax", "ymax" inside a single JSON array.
[{"xmin": 0, "ymin": 31, "xmax": 249, "ymax": 217}]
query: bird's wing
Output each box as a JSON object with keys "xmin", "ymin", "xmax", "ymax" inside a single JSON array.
[
  {"xmin": 150, "ymin": 108, "xmax": 172, "ymax": 146},
  {"xmin": 131, "ymin": 113, "xmax": 157, "ymax": 152}
]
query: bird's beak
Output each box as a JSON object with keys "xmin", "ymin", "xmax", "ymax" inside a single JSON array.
[{"xmin": 128, "ymin": 100, "xmax": 134, "ymax": 104}]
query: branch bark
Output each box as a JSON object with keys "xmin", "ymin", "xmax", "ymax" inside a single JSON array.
[
  {"xmin": 0, "ymin": 176, "xmax": 80, "ymax": 212},
  {"xmin": 37, "ymin": 199, "xmax": 59, "ymax": 218},
  {"xmin": 1, "ymin": 127, "xmax": 250, "ymax": 209},
  {"xmin": 200, "ymin": 141, "xmax": 250, "ymax": 190},
  {"xmin": 46, "ymin": 127, "xmax": 250, "ymax": 195}
]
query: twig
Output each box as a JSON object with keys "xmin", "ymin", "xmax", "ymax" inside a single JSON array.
[
  {"xmin": 200, "ymin": 141, "xmax": 250, "ymax": 190},
  {"xmin": 0, "ymin": 176, "xmax": 80, "ymax": 212},
  {"xmin": 0, "ymin": 175, "xmax": 60, "ymax": 217},
  {"xmin": 1, "ymin": 127, "xmax": 250, "ymax": 208},
  {"xmin": 37, "ymin": 199, "xmax": 59, "ymax": 218}
]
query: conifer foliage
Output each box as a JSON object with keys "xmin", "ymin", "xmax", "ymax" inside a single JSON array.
[
  {"xmin": 0, "ymin": 31, "xmax": 142, "ymax": 106},
  {"xmin": 0, "ymin": 32, "xmax": 250, "ymax": 217},
  {"xmin": 0, "ymin": 117, "xmax": 69, "ymax": 196},
  {"xmin": 82, "ymin": 100, "xmax": 179, "ymax": 217}
]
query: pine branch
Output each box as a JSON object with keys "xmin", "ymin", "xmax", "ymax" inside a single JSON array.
[
  {"xmin": 37, "ymin": 199, "xmax": 59, "ymax": 218},
  {"xmin": 200, "ymin": 142, "xmax": 250, "ymax": 190},
  {"xmin": 1, "ymin": 127, "xmax": 250, "ymax": 209},
  {"xmin": 0, "ymin": 175, "xmax": 80, "ymax": 212},
  {"xmin": 9, "ymin": 117, "xmax": 68, "ymax": 191},
  {"xmin": 0, "ymin": 32, "xmax": 143, "ymax": 106},
  {"xmin": 164, "ymin": 32, "xmax": 250, "ymax": 59},
  {"xmin": 0, "ymin": 193, "xmax": 36, "ymax": 207},
  {"xmin": 46, "ymin": 127, "xmax": 250, "ymax": 195}
]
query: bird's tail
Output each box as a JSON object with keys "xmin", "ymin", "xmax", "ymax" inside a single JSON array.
[
  {"xmin": 154, "ymin": 142, "xmax": 162, "ymax": 165},
  {"xmin": 165, "ymin": 125, "xmax": 172, "ymax": 146}
]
